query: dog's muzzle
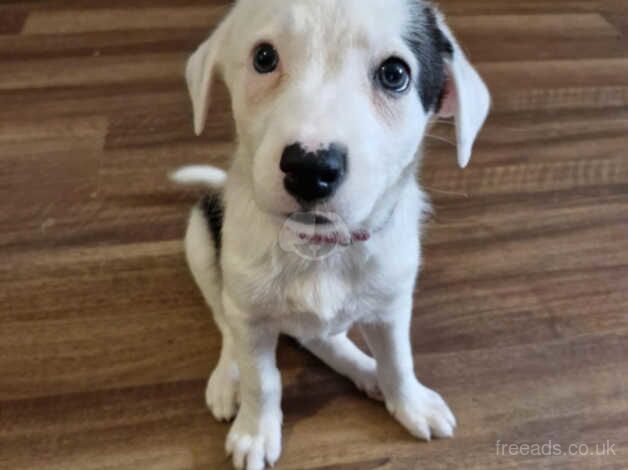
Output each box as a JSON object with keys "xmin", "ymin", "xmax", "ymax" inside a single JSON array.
[{"xmin": 280, "ymin": 142, "xmax": 347, "ymax": 204}]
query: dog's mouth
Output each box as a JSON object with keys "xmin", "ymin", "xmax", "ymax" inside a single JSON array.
[{"xmin": 288, "ymin": 212, "xmax": 333, "ymax": 226}]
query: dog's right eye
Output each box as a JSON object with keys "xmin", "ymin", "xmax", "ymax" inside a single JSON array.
[{"xmin": 253, "ymin": 43, "xmax": 279, "ymax": 74}]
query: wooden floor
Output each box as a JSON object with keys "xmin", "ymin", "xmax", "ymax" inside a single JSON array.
[{"xmin": 1, "ymin": 1, "xmax": 628, "ymax": 469}]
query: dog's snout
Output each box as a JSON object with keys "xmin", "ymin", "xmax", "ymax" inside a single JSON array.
[{"xmin": 280, "ymin": 143, "xmax": 347, "ymax": 203}]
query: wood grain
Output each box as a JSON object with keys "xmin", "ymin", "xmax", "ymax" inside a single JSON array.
[
  {"xmin": 22, "ymin": 5, "xmax": 229, "ymax": 34},
  {"xmin": 1, "ymin": 1, "xmax": 627, "ymax": 469}
]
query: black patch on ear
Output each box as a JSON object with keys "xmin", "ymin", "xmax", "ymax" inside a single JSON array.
[
  {"xmin": 200, "ymin": 192, "xmax": 223, "ymax": 256},
  {"xmin": 404, "ymin": 5, "xmax": 454, "ymax": 113}
]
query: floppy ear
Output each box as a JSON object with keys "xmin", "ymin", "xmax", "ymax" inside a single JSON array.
[
  {"xmin": 186, "ymin": 14, "xmax": 232, "ymax": 136},
  {"xmin": 434, "ymin": 12, "xmax": 491, "ymax": 168}
]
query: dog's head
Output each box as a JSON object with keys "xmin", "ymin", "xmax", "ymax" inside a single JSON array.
[{"xmin": 187, "ymin": 0, "xmax": 489, "ymax": 229}]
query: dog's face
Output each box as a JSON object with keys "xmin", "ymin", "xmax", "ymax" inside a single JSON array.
[{"xmin": 187, "ymin": 0, "xmax": 489, "ymax": 228}]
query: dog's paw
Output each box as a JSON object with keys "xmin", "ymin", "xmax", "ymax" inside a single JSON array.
[
  {"xmin": 206, "ymin": 359, "xmax": 239, "ymax": 422},
  {"xmin": 226, "ymin": 410, "xmax": 282, "ymax": 470},
  {"xmin": 386, "ymin": 384, "xmax": 456, "ymax": 440}
]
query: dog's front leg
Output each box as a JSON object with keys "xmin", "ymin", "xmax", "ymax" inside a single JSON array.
[
  {"xmin": 224, "ymin": 296, "xmax": 282, "ymax": 470},
  {"xmin": 300, "ymin": 333, "xmax": 382, "ymax": 401},
  {"xmin": 360, "ymin": 297, "xmax": 456, "ymax": 441}
]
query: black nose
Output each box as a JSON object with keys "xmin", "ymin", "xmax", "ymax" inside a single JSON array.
[{"xmin": 280, "ymin": 143, "xmax": 348, "ymax": 203}]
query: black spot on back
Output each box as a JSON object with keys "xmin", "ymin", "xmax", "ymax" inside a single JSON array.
[
  {"xmin": 404, "ymin": 4, "xmax": 453, "ymax": 113},
  {"xmin": 200, "ymin": 192, "xmax": 223, "ymax": 256}
]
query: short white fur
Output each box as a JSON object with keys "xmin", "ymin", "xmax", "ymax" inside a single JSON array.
[{"xmin": 177, "ymin": 1, "xmax": 489, "ymax": 469}]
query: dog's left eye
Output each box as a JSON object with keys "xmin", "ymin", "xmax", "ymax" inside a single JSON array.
[
  {"xmin": 377, "ymin": 58, "xmax": 411, "ymax": 93},
  {"xmin": 253, "ymin": 43, "xmax": 279, "ymax": 74}
]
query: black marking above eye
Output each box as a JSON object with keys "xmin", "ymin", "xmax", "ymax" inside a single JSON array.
[
  {"xmin": 404, "ymin": 5, "xmax": 454, "ymax": 112},
  {"xmin": 377, "ymin": 58, "xmax": 411, "ymax": 93},
  {"xmin": 253, "ymin": 43, "xmax": 279, "ymax": 74}
]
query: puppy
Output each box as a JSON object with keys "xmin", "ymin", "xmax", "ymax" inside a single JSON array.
[{"xmin": 173, "ymin": 1, "xmax": 489, "ymax": 469}]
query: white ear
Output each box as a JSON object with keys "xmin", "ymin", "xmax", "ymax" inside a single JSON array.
[
  {"xmin": 435, "ymin": 13, "xmax": 491, "ymax": 168},
  {"xmin": 186, "ymin": 14, "xmax": 232, "ymax": 136}
]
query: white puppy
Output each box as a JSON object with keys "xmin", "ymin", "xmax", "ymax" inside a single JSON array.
[{"xmin": 173, "ymin": 1, "xmax": 489, "ymax": 469}]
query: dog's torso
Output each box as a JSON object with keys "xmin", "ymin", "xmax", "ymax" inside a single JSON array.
[{"xmin": 219, "ymin": 161, "xmax": 424, "ymax": 339}]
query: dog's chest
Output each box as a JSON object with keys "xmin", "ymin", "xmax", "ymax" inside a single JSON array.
[{"xmin": 247, "ymin": 252, "xmax": 392, "ymax": 339}]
